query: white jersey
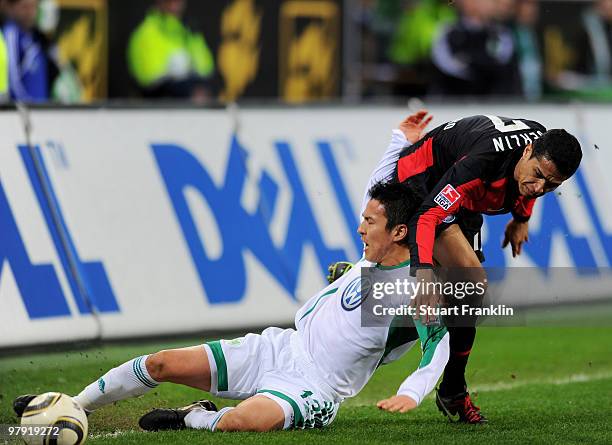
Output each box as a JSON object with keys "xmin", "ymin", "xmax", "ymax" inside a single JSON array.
[{"xmin": 294, "ymin": 258, "xmax": 449, "ymax": 404}]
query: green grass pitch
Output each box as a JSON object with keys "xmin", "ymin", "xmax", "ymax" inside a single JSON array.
[{"xmin": 1, "ymin": 327, "xmax": 611, "ymax": 445}]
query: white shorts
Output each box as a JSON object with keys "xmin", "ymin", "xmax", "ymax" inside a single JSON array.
[{"xmin": 203, "ymin": 327, "xmax": 340, "ymax": 430}]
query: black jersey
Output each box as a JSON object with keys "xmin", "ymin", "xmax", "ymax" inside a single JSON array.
[{"xmin": 394, "ymin": 115, "xmax": 547, "ymax": 273}]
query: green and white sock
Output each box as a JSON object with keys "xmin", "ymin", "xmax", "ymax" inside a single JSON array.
[{"xmin": 73, "ymin": 355, "xmax": 158, "ymax": 411}]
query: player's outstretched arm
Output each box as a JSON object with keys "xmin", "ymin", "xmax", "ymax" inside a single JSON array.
[
  {"xmin": 360, "ymin": 110, "xmax": 434, "ymax": 214},
  {"xmin": 377, "ymin": 322, "xmax": 450, "ymax": 413},
  {"xmin": 360, "ymin": 128, "xmax": 407, "ymax": 214}
]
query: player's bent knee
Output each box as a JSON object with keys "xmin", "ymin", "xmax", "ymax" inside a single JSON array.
[{"xmin": 145, "ymin": 350, "xmax": 172, "ymax": 382}]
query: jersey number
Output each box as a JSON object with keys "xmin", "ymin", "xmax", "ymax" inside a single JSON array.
[{"xmin": 485, "ymin": 115, "xmax": 530, "ymax": 133}]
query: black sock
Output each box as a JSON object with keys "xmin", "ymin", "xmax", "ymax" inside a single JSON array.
[{"xmin": 439, "ymin": 326, "xmax": 476, "ymax": 396}]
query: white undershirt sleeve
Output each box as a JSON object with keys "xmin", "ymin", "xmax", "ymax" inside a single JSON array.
[{"xmin": 360, "ymin": 129, "xmax": 411, "ymax": 214}]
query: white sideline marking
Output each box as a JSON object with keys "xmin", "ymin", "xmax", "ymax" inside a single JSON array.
[
  {"xmin": 472, "ymin": 370, "xmax": 612, "ymax": 392},
  {"xmin": 347, "ymin": 370, "xmax": 612, "ymax": 406}
]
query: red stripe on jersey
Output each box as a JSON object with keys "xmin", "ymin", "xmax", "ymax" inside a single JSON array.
[
  {"xmin": 397, "ymin": 137, "xmax": 434, "ymax": 182},
  {"xmin": 455, "ymin": 178, "xmax": 486, "ymax": 211},
  {"xmin": 416, "ymin": 207, "xmax": 448, "ymax": 265},
  {"xmin": 514, "ymin": 195, "xmax": 536, "ymax": 219},
  {"xmin": 416, "ymin": 178, "xmax": 484, "ymax": 265}
]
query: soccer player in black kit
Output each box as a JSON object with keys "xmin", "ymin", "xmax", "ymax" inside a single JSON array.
[{"xmin": 328, "ymin": 111, "xmax": 582, "ymax": 423}]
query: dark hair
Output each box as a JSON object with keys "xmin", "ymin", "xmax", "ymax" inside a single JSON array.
[
  {"xmin": 367, "ymin": 181, "xmax": 419, "ymax": 246},
  {"xmin": 531, "ymin": 129, "xmax": 582, "ymax": 178}
]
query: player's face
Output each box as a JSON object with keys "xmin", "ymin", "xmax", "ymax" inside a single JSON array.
[
  {"xmin": 357, "ymin": 199, "xmax": 396, "ymax": 263},
  {"xmin": 515, "ymin": 144, "xmax": 567, "ymax": 198}
]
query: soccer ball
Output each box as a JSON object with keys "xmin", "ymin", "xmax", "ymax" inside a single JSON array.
[{"xmin": 20, "ymin": 392, "xmax": 88, "ymax": 445}]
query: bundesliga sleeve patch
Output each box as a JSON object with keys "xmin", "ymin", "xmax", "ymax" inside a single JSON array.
[{"xmin": 434, "ymin": 184, "xmax": 461, "ymax": 210}]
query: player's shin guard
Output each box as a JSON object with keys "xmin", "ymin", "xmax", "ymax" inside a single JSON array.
[
  {"xmin": 438, "ymin": 326, "xmax": 476, "ymax": 396},
  {"xmin": 73, "ymin": 355, "xmax": 159, "ymax": 411},
  {"xmin": 184, "ymin": 407, "xmax": 235, "ymax": 431}
]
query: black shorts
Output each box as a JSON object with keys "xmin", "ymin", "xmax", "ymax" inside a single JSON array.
[{"xmin": 435, "ymin": 209, "xmax": 485, "ymax": 263}]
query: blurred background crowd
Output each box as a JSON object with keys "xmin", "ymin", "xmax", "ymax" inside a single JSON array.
[{"xmin": 0, "ymin": 0, "xmax": 610, "ymax": 104}]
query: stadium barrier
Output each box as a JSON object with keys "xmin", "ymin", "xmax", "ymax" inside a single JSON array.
[{"xmin": 1, "ymin": 104, "xmax": 611, "ymax": 348}]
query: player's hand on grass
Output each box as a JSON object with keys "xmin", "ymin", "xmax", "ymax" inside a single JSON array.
[
  {"xmin": 376, "ymin": 395, "xmax": 418, "ymax": 413},
  {"xmin": 502, "ymin": 219, "xmax": 529, "ymax": 257},
  {"xmin": 411, "ymin": 268, "xmax": 441, "ymax": 325},
  {"xmin": 398, "ymin": 110, "xmax": 433, "ymax": 143}
]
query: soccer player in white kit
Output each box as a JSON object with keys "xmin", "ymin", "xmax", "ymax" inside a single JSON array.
[
  {"xmin": 13, "ymin": 182, "xmax": 450, "ymax": 432},
  {"xmin": 13, "ymin": 120, "xmax": 450, "ymax": 433}
]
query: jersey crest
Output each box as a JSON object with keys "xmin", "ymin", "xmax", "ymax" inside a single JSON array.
[{"xmin": 341, "ymin": 276, "xmax": 371, "ymax": 311}]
